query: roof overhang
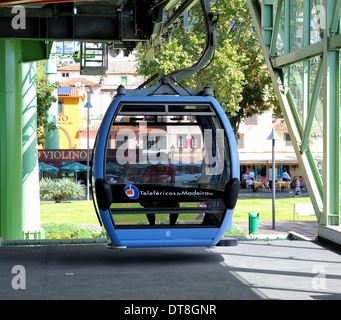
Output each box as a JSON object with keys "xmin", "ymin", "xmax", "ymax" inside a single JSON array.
[{"xmin": 239, "ymin": 152, "xmax": 299, "ymax": 165}]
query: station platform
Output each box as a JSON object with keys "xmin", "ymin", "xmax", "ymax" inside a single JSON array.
[{"xmin": 1, "ymin": 239, "xmax": 341, "ymax": 302}]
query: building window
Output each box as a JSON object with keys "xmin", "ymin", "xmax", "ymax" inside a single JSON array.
[
  {"xmin": 245, "ymin": 114, "xmax": 258, "ymax": 125},
  {"xmin": 62, "ymin": 72, "xmax": 69, "ymax": 78},
  {"xmin": 58, "ymin": 100, "xmax": 64, "ymax": 114},
  {"xmin": 284, "ymin": 133, "xmax": 292, "ymax": 146},
  {"xmin": 178, "ymin": 135, "xmax": 184, "ymax": 148},
  {"xmin": 177, "ymin": 134, "xmax": 201, "ymax": 149},
  {"xmin": 121, "ymin": 77, "xmax": 127, "ymax": 86},
  {"xmin": 191, "ymin": 135, "xmax": 201, "ymax": 148},
  {"xmin": 237, "ymin": 133, "xmax": 244, "ymax": 148}
]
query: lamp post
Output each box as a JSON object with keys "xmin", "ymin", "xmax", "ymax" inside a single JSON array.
[
  {"xmin": 84, "ymin": 100, "xmax": 93, "ymax": 201},
  {"xmin": 267, "ymin": 128, "xmax": 280, "ymax": 229},
  {"xmin": 170, "ymin": 144, "xmax": 175, "ymax": 164}
]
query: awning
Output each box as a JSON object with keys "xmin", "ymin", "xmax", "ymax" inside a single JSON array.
[{"xmin": 238, "ymin": 152, "xmax": 299, "ymax": 165}]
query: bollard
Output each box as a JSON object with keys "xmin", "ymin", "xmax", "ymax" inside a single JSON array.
[{"xmin": 249, "ymin": 212, "xmax": 259, "ymax": 234}]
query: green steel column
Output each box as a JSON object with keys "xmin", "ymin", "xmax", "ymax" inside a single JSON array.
[
  {"xmin": 22, "ymin": 62, "xmax": 42, "ymax": 239},
  {"xmin": 247, "ymin": 0, "xmax": 324, "ymax": 221},
  {"xmin": 302, "ymin": 0, "xmax": 310, "ymax": 126},
  {"xmin": 44, "ymin": 58, "xmax": 59, "ymax": 149},
  {"xmin": 283, "ymin": 0, "xmax": 290, "ymax": 93},
  {"xmin": 0, "ymin": 39, "xmax": 23, "ymax": 240},
  {"xmin": 322, "ymin": 0, "xmax": 340, "ymax": 226}
]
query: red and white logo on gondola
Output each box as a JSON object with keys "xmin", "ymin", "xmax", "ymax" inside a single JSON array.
[{"xmin": 124, "ymin": 184, "xmax": 139, "ymax": 199}]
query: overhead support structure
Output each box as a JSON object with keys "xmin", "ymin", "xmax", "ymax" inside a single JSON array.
[
  {"xmin": 0, "ymin": 0, "xmax": 203, "ymax": 240},
  {"xmin": 128, "ymin": 0, "xmax": 217, "ymax": 97},
  {"xmin": 247, "ymin": 0, "xmax": 341, "ymax": 227},
  {"xmin": 0, "ymin": 0, "xmax": 199, "ymax": 57},
  {"xmin": 0, "ymin": 0, "xmax": 199, "ymax": 75}
]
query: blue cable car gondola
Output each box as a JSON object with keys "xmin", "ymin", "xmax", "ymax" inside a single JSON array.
[{"xmin": 91, "ymin": 0, "xmax": 240, "ymax": 248}]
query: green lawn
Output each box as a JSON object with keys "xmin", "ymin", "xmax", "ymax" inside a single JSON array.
[
  {"xmin": 40, "ymin": 201, "xmax": 99, "ymax": 224},
  {"xmin": 232, "ymin": 196, "xmax": 314, "ymax": 222},
  {"xmin": 40, "ymin": 196, "xmax": 315, "ymax": 224}
]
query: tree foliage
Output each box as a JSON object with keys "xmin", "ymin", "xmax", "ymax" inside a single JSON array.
[
  {"xmin": 36, "ymin": 61, "xmax": 59, "ymax": 146},
  {"xmin": 136, "ymin": 1, "xmax": 280, "ymax": 135}
]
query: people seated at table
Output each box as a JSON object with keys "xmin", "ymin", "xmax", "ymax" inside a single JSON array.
[
  {"xmin": 260, "ymin": 176, "xmax": 268, "ymax": 188},
  {"xmin": 248, "ymin": 170, "xmax": 255, "ymax": 180},
  {"xmin": 241, "ymin": 172, "xmax": 249, "ymax": 188},
  {"xmin": 245, "ymin": 176, "xmax": 254, "ymax": 189},
  {"xmin": 276, "ymin": 177, "xmax": 291, "ymax": 191},
  {"xmin": 282, "ymin": 170, "xmax": 291, "ymax": 182},
  {"xmin": 248, "ymin": 175, "xmax": 266, "ymax": 192}
]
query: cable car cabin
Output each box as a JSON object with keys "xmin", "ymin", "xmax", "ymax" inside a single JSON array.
[{"xmin": 93, "ymin": 95, "xmax": 239, "ymax": 247}]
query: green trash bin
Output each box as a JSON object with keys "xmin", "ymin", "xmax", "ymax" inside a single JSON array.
[{"xmin": 249, "ymin": 212, "xmax": 259, "ymax": 234}]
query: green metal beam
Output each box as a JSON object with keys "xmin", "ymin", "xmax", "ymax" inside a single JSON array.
[
  {"xmin": 329, "ymin": 33, "xmax": 341, "ymax": 51},
  {"xmin": 272, "ymin": 41, "xmax": 323, "ymax": 68},
  {"xmin": 301, "ymin": 60, "xmax": 323, "ymax": 153},
  {"xmin": 285, "ymin": 89, "xmax": 303, "ymax": 139},
  {"xmin": 22, "ymin": 40, "xmax": 53, "ymax": 63},
  {"xmin": 247, "ymin": 0, "xmax": 324, "ymax": 223},
  {"xmin": 330, "ymin": 0, "xmax": 341, "ymax": 34},
  {"xmin": 272, "ymin": 30, "xmax": 341, "ymax": 69},
  {"xmin": 303, "ymin": 0, "xmax": 310, "ymax": 47},
  {"xmin": 262, "ymin": 0, "xmax": 274, "ymax": 46},
  {"xmin": 302, "ymin": 0, "xmax": 311, "ymax": 126},
  {"xmin": 270, "ymin": 0, "xmax": 282, "ymax": 58}
]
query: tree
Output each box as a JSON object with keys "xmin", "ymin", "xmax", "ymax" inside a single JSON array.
[
  {"xmin": 36, "ymin": 61, "xmax": 59, "ymax": 146},
  {"xmin": 219, "ymin": 1, "xmax": 280, "ymax": 135},
  {"xmin": 136, "ymin": 1, "xmax": 280, "ymax": 137},
  {"xmin": 137, "ymin": 9, "xmax": 246, "ymax": 116}
]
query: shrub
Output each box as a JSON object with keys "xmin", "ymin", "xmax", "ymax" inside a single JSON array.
[
  {"xmin": 40, "ymin": 178, "xmax": 86, "ymax": 203},
  {"xmin": 42, "ymin": 222, "xmax": 80, "ymax": 238},
  {"xmin": 42, "ymin": 222, "xmax": 105, "ymax": 239}
]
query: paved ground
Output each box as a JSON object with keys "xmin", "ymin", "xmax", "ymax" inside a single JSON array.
[
  {"xmin": 238, "ymin": 188, "xmax": 310, "ymax": 198},
  {"xmin": 3, "ymin": 189, "xmax": 337, "ymax": 304},
  {"xmin": 1, "ymin": 240, "xmax": 341, "ymax": 303},
  {"xmin": 234, "ymin": 220, "xmax": 319, "ymax": 240},
  {"xmin": 233, "ymin": 189, "xmax": 318, "ymax": 239}
]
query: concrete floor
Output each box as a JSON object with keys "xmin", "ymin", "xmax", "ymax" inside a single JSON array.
[{"xmin": 1, "ymin": 239, "xmax": 341, "ymax": 302}]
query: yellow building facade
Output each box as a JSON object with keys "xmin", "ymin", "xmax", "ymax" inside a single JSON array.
[{"xmin": 58, "ymin": 87, "xmax": 85, "ymax": 149}]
